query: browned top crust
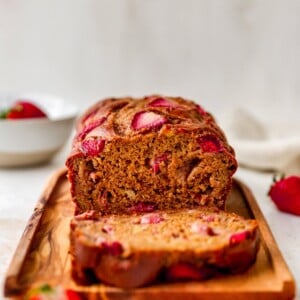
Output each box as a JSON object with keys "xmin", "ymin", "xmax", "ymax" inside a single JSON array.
[{"xmin": 68, "ymin": 95, "xmax": 235, "ymax": 159}]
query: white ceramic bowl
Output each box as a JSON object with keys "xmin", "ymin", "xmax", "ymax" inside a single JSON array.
[{"xmin": 0, "ymin": 93, "xmax": 78, "ymax": 167}]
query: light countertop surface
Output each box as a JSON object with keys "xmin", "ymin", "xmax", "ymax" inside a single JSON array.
[{"xmin": 0, "ymin": 145, "xmax": 299, "ymax": 299}]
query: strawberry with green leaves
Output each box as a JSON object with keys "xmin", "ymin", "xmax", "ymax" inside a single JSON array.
[
  {"xmin": 26, "ymin": 284, "xmax": 80, "ymax": 300},
  {"xmin": 268, "ymin": 175, "xmax": 300, "ymax": 216},
  {"xmin": 0, "ymin": 100, "xmax": 47, "ymax": 119}
]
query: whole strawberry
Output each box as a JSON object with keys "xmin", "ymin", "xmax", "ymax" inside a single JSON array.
[
  {"xmin": 26, "ymin": 284, "xmax": 80, "ymax": 300},
  {"xmin": 268, "ymin": 175, "xmax": 300, "ymax": 216},
  {"xmin": 1, "ymin": 100, "xmax": 47, "ymax": 119}
]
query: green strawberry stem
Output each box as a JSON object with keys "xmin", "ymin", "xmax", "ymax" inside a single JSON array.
[
  {"xmin": 39, "ymin": 283, "xmax": 53, "ymax": 293},
  {"xmin": 0, "ymin": 109, "xmax": 9, "ymax": 119},
  {"xmin": 272, "ymin": 173, "xmax": 285, "ymax": 183}
]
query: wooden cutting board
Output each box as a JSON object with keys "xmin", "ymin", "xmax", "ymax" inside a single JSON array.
[{"xmin": 4, "ymin": 168, "xmax": 295, "ymax": 300}]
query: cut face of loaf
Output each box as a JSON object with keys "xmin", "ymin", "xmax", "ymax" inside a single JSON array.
[
  {"xmin": 70, "ymin": 208, "xmax": 259, "ymax": 288},
  {"xmin": 66, "ymin": 96, "xmax": 237, "ymax": 214}
]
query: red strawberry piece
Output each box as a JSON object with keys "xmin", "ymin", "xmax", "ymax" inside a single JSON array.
[
  {"xmin": 148, "ymin": 97, "xmax": 180, "ymax": 108},
  {"xmin": 77, "ymin": 117, "xmax": 106, "ymax": 140},
  {"xmin": 190, "ymin": 222, "xmax": 216, "ymax": 236},
  {"xmin": 152, "ymin": 163, "xmax": 159, "ymax": 174},
  {"xmin": 268, "ymin": 175, "xmax": 300, "ymax": 216},
  {"xmin": 80, "ymin": 138, "xmax": 105, "ymax": 156},
  {"xmin": 166, "ymin": 262, "xmax": 210, "ymax": 281},
  {"xmin": 65, "ymin": 290, "xmax": 81, "ymax": 300},
  {"xmin": 202, "ymin": 215, "xmax": 215, "ymax": 222},
  {"xmin": 6, "ymin": 100, "xmax": 47, "ymax": 119},
  {"xmin": 131, "ymin": 111, "xmax": 167, "ymax": 131},
  {"xmin": 198, "ymin": 135, "xmax": 222, "ymax": 152},
  {"xmin": 128, "ymin": 202, "xmax": 156, "ymax": 213},
  {"xmin": 140, "ymin": 213, "xmax": 164, "ymax": 224},
  {"xmin": 28, "ymin": 296, "xmax": 42, "ymax": 300},
  {"xmin": 196, "ymin": 104, "xmax": 207, "ymax": 116},
  {"xmin": 102, "ymin": 241, "xmax": 123, "ymax": 256},
  {"xmin": 229, "ymin": 231, "xmax": 250, "ymax": 246},
  {"xmin": 150, "ymin": 152, "xmax": 169, "ymax": 174}
]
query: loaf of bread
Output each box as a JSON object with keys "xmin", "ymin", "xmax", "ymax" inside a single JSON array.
[
  {"xmin": 70, "ymin": 208, "xmax": 259, "ymax": 288},
  {"xmin": 66, "ymin": 96, "xmax": 237, "ymax": 214}
]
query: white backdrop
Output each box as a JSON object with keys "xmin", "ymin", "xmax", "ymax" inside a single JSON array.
[{"xmin": 0, "ymin": 0, "xmax": 299, "ymax": 121}]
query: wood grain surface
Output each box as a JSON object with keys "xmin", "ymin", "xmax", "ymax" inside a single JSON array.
[{"xmin": 4, "ymin": 168, "xmax": 295, "ymax": 300}]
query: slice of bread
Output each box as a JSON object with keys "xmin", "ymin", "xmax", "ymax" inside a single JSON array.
[{"xmin": 70, "ymin": 208, "xmax": 259, "ymax": 288}]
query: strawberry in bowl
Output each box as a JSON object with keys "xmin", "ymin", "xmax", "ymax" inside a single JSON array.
[
  {"xmin": 0, "ymin": 93, "xmax": 77, "ymax": 167},
  {"xmin": 0, "ymin": 100, "xmax": 48, "ymax": 120}
]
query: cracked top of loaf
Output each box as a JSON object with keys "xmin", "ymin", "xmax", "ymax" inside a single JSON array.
[{"xmin": 70, "ymin": 95, "xmax": 235, "ymax": 157}]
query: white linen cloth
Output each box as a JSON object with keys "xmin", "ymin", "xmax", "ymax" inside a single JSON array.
[{"xmin": 219, "ymin": 108, "xmax": 300, "ymax": 174}]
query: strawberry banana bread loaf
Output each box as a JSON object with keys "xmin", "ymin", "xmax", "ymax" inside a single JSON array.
[
  {"xmin": 66, "ymin": 96, "xmax": 237, "ymax": 214},
  {"xmin": 70, "ymin": 208, "xmax": 259, "ymax": 288}
]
